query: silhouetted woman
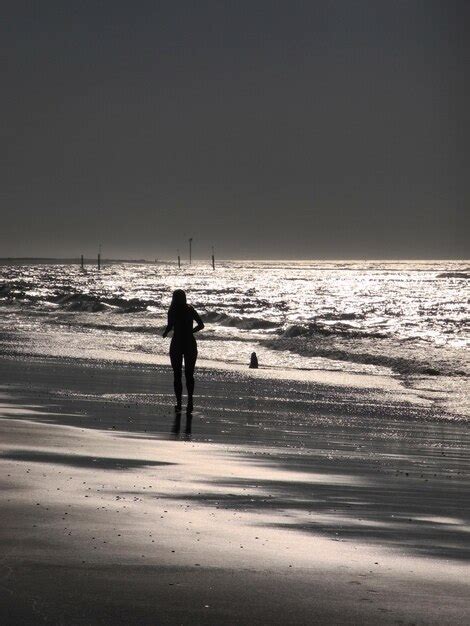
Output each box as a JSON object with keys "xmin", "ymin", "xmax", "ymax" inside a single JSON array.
[{"xmin": 163, "ymin": 290, "xmax": 204, "ymax": 413}]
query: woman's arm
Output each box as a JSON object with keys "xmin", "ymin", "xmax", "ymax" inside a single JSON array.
[
  {"xmin": 191, "ymin": 308, "xmax": 205, "ymax": 333},
  {"xmin": 162, "ymin": 312, "xmax": 173, "ymax": 338}
]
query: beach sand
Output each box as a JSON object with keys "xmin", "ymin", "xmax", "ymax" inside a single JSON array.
[{"xmin": 1, "ymin": 355, "xmax": 469, "ymax": 624}]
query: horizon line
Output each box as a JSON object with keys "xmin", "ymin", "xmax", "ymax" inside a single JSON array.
[{"xmin": 0, "ymin": 257, "xmax": 468, "ymax": 263}]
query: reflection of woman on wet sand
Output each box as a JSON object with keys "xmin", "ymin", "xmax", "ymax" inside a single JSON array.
[{"xmin": 163, "ymin": 289, "xmax": 204, "ymax": 413}]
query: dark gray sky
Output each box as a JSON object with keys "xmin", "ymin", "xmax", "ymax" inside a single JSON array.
[{"xmin": 1, "ymin": 1, "xmax": 468, "ymax": 259}]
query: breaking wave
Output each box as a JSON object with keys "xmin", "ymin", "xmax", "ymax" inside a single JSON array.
[
  {"xmin": 0, "ymin": 284, "xmax": 158, "ymax": 313},
  {"xmin": 280, "ymin": 322, "xmax": 386, "ymax": 340},
  {"xmin": 263, "ymin": 334, "xmax": 468, "ymax": 378},
  {"xmin": 437, "ymin": 272, "xmax": 470, "ymax": 279},
  {"xmin": 202, "ymin": 311, "xmax": 279, "ymax": 330}
]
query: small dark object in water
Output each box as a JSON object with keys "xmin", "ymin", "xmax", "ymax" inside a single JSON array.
[{"xmin": 249, "ymin": 352, "xmax": 258, "ymax": 369}]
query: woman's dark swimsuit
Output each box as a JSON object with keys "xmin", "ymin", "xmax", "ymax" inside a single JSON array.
[{"xmin": 168, "ymin": 305, "xmax": 203, "ymax": 408}]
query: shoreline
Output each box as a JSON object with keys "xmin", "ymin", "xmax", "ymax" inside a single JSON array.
[
  {"xmin": 0, "ymin": 349, "xmax": 456, "ymax": 426},
  {"xmin": 1, "ymin": 353, "xmax": 470, "ymax": 623}
]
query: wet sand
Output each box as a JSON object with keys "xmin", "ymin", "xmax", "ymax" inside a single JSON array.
[{"xmin": 1, "ymin": 355, "xmax": 469, "ymax": 624}]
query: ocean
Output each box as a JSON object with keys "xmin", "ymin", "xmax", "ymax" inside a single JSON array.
[{"xmin": 1, "ymin": 259, "xmax": 468, "ymax": 418}]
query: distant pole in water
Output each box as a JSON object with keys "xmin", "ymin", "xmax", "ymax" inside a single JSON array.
[
  {"xmin": 177, "ymin": 249, "xmax": 181, "ymax": 269},
  {"xmin": 98, "ymin": 243, "xmax": 101, "ymax": 270},
  {"xmin": 188, "ymin": 238, "xmax": 193, "ymax": 265},
  {"xmin": 211, "ymin": 246, "xmax": 215, "ymax": 270},
  {"xmin": 80, "ymin": 254, "xmax": 84, "ymax": 270}
]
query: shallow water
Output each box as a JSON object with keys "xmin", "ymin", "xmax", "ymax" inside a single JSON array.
[{"xmin": 0, "ymin": 259, "xmax": 468, "ymax": 417}]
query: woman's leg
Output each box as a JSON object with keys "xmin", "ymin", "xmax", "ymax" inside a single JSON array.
[
  {"xmin": 184, "ymin": 343, "xmax": 198, "ymax": 411},
  {"xmin": 169, "ymin": 341, "xmax": 183, "ymax": 409}
]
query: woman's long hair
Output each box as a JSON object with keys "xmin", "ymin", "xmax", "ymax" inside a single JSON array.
[{"xmin": 168, "ymin": 289, "xmax": 187, "ymax": 321}]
